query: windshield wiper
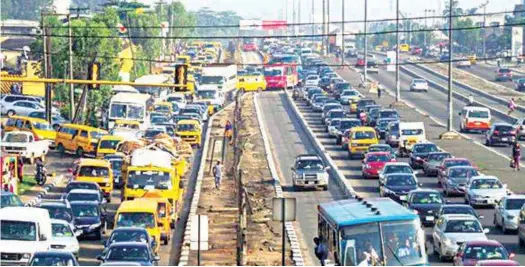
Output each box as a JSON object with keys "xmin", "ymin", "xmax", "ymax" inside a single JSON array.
[{"xmin": 385, "ymin": 244, "xmax": 405, "ymax": 266}]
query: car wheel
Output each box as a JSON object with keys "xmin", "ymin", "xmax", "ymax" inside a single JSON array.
[
  {"xmin": 438, "ymin": 244, "xmax": 446, "ymax": 262},
  {"xmin": 323, "ymin": 185, "xmax": 328, "ymax": 191},
  {"xmin": 76, "ymin": 147, "xmax": 84, "ymax": 157},
  {"xmin": 520, "ymin": 236, "xmax": 525, "ymax": 247},
  {"xmin": 94, "ymin": 230, "xmax": 102, "ymax": 240},
  {"xmin": 502, "ymin": 220, "xmax": 510, "ymax": 234},
  {"xmin": 493, "ymin": 214, "xmax": 498, "ymax": 227},
  {"xmin": 6, "ymin": 110, "xmax": 15, "ymax": 116},
  {"xmin": 443, "ymin": 187, "xmax": 449, "ymax": 197},
  {"xmin": 57, "ymin": 143, "xmax": 65, "ymax": 155}
]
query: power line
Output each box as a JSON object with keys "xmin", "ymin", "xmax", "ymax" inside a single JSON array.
[
  {"xmin": 9, "ymin": 22, "xmax": 525, "ymax": 40},
  {"xmin": 7, "ymin": 9, "xmax": 522, "ymax": 30}
]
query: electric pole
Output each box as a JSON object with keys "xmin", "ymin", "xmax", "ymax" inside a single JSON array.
[
  {"xmin": 322, "ymin": 0, "xmax": 326, "ymax": 55},
  {"xmin": 363, "ymin": 0, "xmax": 368, "ymax": 83},
  {"xmin": 68, "ymin": 14, "xmax": 75, "ymax": 120},
  {"xmin": 446, "ymin": 0, "xmax": 454, "ymax": 132},
  {"xmin": 480, "ymin": 1, "xmax": 489, "ymax": 59},
  {"xmin": 341, "ymin": 0, "xmax": 345, "ymax": 67},
  {"xmin": 311, "ymin": 0, "xmax": 314, "ymax": 43},
  {"xmin": 327, "ymin": 0, "xmax": 330, "ymax": 54},
  {"xmin": 292, "ymin": 0, "xmax": 296, "ymax": 35},
  {"xmin": 395, "ymin": 0, "xmax": 400, "ymax": 102}
]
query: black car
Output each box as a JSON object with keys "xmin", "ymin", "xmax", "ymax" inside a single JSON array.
[
  {"xmin": 104, "ymin": 154, "xmax": 124, "ymax": 189},
  {"xmin": 385, "ymin": 121, "xmax": 400, "ymax": 147},
  {"xmin": 375, "ymin": 118, "xmax": 398, "ymax": 139},
  {"xmin": 368, "ymin": 108, "xmax": 381, "ymax": 127},
  {"xmin": 485, "ymin": 123, "xmax": 516, "ymax": 146},
  {"xmin": 422, "ymin": 152, "xmax": 452, "ymax": 176},
  {"xmin": 516, "ymin": 78, "xmax": 525, "ymax": 91},
  {"xmin": 29, "ymin": 251, "xmax": 79, "ymax": 266},
  {"xmin": 97, "ymin": 242, "xmax": 159, "ymax": 265},
  {"xmin": 39, "ymin": 202, "xmax": 75, "ymax": 224},
  {"xmin": 102, "ymin": 227, "xmax": 157, "ymax": 256},
  {"xmin": 406, "ymin": 189, "xmax": 445, "ymax": 226},
  {"xmin": 434, "ymin": 204, "xmax": 483, "ymax": 220},
  {"xmin": 408, "ymin": 143, "xmax": 439, "ymax": 169},
  {"xmin": 378, "ymin": 109, "xmax": 400, "ymax": 120},
  {"xmin": 318, "ymin": 77, "xmax": 332, "ymax": 90},
  {"xmin": 70, "ymin": 200, "xmax": 106, "ymax": 240},
  {"xmin": 357, "ymin": 99, "xmax": 377, "ymax": 114},
  {"xmin": 335, "ymin": 119, "xmax": 362, "ymax": 145},
  {"xmin": 379, "ymin": 173, "xmax": 420, "ymax": 202}
]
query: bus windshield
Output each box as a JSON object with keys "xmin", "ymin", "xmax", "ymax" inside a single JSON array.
[
  {"xmin": 341, "ymin": 220, "xmax": 426, "ymax": 266},
  {"xmin": 197, "ymin": 90, "xmax": 216, "ymax": 99},
  {"xmin": 127, "ymin": 170, "xmax": 172, "ymax": 190},
  {"xmin": 110, "ymin": 103, "xmax": 145, "ymax": 121}
]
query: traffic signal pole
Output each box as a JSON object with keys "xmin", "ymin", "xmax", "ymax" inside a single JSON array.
[{"xmin": 0, "ymin": 77, "xmax": 189, "ymax": 88}]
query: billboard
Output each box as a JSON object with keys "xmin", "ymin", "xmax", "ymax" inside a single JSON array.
[
  {"xmin": 239, "ymin": 20, "xmax": 262, "ymax": 31},
  {"xmin": 262, "ymin": 20, "xmax": 287, "ymax": 31}
]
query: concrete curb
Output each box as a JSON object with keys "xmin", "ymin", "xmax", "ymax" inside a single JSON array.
[
  {"xmin": 24, "ymin": 175, "xmax": 65, "ymax": 207},
  {"xmin": 282, "ymin": 91, "xmax": 356, "ymax": 198},
  {"xmin": 254, "ymin": 93, "xmax": 305, "ymax": 266},
  {"xmin": 408, "ymin": 63, "xmax": 525, "ymax": 113},
  {"xmin": 177, "ymin": 101, "xmax": 236, "ymax": 266}
]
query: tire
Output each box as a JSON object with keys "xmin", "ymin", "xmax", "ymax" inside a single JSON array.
[
  {"xmin": 502, "ymin": 220, "xmax": 509, "ymax": 234},
  {"xmin": 6, "ymin": 110, "xmax": 15, "ymax": 116},
  {"xmin": 519, "ymin": 236, "xmax": 524, "ymax": 247},
  {"xmin": 163, "ymin": 236, "xmax": 169, "ymax": 245},
  {"xmin": 323, "ymin": 185, "xmax": 328, "ymax": 191},
  {"xmin": 76, "ymin": 147, "xmax": 84, "ymax": 157},
  {"xmin": 57, "ymin": 143, "xmax": 65, "ymax": 155},
  {"xmin": 438, "ymin": 245, "xmax": 447, "ymax": 262},
  {"xmin": 494, "ymin": 214, "xmax": 498, "ymax": 227},
  {"xmin": 94, "ymin": 230, "xmax": 102, "ymax": 240}
]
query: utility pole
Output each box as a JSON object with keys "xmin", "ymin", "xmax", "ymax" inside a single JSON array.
[
  {"xmin": 395, "ymin": 0, "xmax": 400, "ymax": 102},
  {"xmin": 322, "ymin": 0, "xmax": 326, "ymax": 55},
  {"xmin": 292, "ymin": 0, "xmax": 296, "ymax": 35},
  {"xmin": 311, "ymin": 0, "xmax": 314, "ymax": 43},
  {"xmin": 298, "ymin": 0, "xmax": 301, "ymax": 31},
  {"xmin": 424, "ymin": 10, "xmax": 428, "ymax": 48},
  {"xmin": 480, "ymin": 1, "xmax": 489, "ymax": 59},
  {"xmin": 341, "ymin": 0, "xmax": 345, "ymax": 67},
  {"xmin": 446, "ymin": 0, "xmax": 454, "ymax": 133},
  {"xmin": 126, "ymin": 15, "xmax": 137, "ymax": 78},
  {"xmin": 363, "ymin": 0, "xmax": 368, "ymax": 83},
  {"xmin": 170, "ymin": 0, "xmax": 174, "ymax": 58},
  {"xmin": 67, "ymin": 14, "xmax": 75, "ymax": 120},
  {"xmin": 327, "ymin": 0, "xmax": 330, "ymax": 54}
]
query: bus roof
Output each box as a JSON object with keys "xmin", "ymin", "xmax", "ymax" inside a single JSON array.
[
  {"xmin": 134, "ymin": 74, "xmax": 171, "ymax": 84},
  {"xmin": 318, "ymin": 198, "xmax": 418, "ymax": 230},
  {"xmin": 118, "ymin": 199, "xmax": 158, "ymax": 213},
  {"xmin": 111, "ymin": 92, "xmax": 151, "ymax": 104}
]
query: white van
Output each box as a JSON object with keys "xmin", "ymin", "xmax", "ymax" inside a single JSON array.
[
  {"xmin": 459, "ymin": 106, "xmax": 491, "ymax": 132},
  {"xmin": 398, "ymin": 122, "xmax": 426, "ymax": 156},
  {"xmin": 0, "ymin": 207, "xmax": 52, "ymax": 265},
  {"xmin": 165, "ymin": 93, "xmax": 187, "ymax": 109}
]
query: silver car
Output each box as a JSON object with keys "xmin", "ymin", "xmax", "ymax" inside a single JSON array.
[
  {"xmin": 327, "ymin": 119, "xmax": 342, "ymax": 137},
  {"xmin": 432, "ymin": 214, "xmax": 489, "ymax": 261},
  {"xmin": 50, "ymin": 219, "xmax": 80, "ymax": 257},
  {"xmin": 494, "ymin": 195, "xmax": 525, "ymax": 233},
  {"xmin": 464, "ymin": 176, "xmax": 508, "ymax": 207}
]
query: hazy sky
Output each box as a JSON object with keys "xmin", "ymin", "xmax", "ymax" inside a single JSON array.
[{"xmin": 140, "ymin": 0, "xmax": 522, "ymax": 30}]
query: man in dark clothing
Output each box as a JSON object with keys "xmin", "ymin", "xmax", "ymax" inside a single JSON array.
[
  {"xmin": 377, "ymin": 85, "xmax": 382, "ymax": 99},
  {"xmin": 314, "ymin": 237, "xmax": 329, "ymax": 266},
  {"xmin": 512, "ymin": 143, "xmax": 521, "ymax": 171}
]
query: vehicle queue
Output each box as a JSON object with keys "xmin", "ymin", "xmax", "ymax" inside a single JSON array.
[
  {"xmin": 273, "ymin": 40, "xmax": 524, "ymax": 266},
  {"xmin": 0, "ymin": 40, "xmax": 231, "ymax": 266}
]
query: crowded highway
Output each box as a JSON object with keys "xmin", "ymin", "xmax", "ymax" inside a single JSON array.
[{"xmin": 2, "ymin": 0, "xmax": 525, "ymax": 266}]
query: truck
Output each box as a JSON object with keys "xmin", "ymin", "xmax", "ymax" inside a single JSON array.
[
  {"xmin": 195, "ymin": 88, "xmax": 225, "ymax": 113},
  {"xmin": 107, "ymin": 92, "xmax": 152, "ymax": 130},
  {"xmin": 0, "ymin": 207, "xmax": 52, "ymax": 265},
  {"xmin": 1, "ymin": 131, "xmax": 50, "ymax": 163},
  {"xmin": 398, "ymin": 122, "xmax": 426, "ymax": 157},
  {"xmin": 200, "ymin": 64, "xmax": 237, "ymax": 93}
]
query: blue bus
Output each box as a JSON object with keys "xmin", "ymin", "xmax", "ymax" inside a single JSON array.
[{"xmin": 317, "ymin": 198, "xmax": 428, "ymax": 266}]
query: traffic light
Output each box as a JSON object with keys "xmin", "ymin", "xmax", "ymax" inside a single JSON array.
[
  {"xmin": 88, "ymin": 62, "xmax": 101, "ymax": 90},
  {"xmin": 174, "ymin": 64, "xmax": 187, "ymax": 91}
]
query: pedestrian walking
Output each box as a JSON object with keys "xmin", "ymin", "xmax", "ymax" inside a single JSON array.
[
  {"xmin": 17, "ymin": 156, "xmax": 23, "ymax": 183},
  {"xmin": 508, "ymin": 98, "xmax": 517, "ymax": 115},
  {"xmin": 377, "ymin": 83, "xmax": 382, "ymax": 99},
  {"xmin": 314, "ymin": 237, "xmax": 329, "ymax": 266},
  {"xmin": 224, "ymin": 120, "xmax": 233, "ymax": 145},
  {"xmin": 212, "ymin": 161, "xmax": 222, "ymax": 189},
  {"xmin": 512, "ymin": 143, "xmax": 521, "ymax": 171}
]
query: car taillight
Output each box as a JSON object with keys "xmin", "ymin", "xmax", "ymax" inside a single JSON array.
[
  {"xmin": 509, "ymin": 130, "xmax": 516, "ymax": 135},
  {"xmin": 34, "ymin": 135, "xmax": 40, "ymax": 141},
  {"xmin": 493, "ymin": 130, "xmax": 499, "ymax": 135}
]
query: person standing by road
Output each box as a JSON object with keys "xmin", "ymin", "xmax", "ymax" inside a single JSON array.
[
  {"xmin": 508, "ymin": 98, "xmax": 517, "ymax": 115},
  {"xmin": 314, "ymin": 237, "xmax": 329, "ymax": 266},
  {"xmin": 512, "ymin": 143, "xmax": 521, "ymax": 171},
  {"xmin": 224, "ymin": 120, "xmax": 233, "ymax": 145},
  {"xmin": 377, "ymin": 83, "xmax": 382, "ymax": 99},
  {"xmin": 212, "ymin": 161, "xmax": 223, "ymax": 189}
]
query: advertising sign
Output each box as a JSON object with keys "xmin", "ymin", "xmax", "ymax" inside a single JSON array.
[
  {"xmin": 239, "ymin": 20, "xmax": 262, "ymax": 31},
  {"xmin": 262, "ymin": 20, "xmax": 287, "ymax": 31}
]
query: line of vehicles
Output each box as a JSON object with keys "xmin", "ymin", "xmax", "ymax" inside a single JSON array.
[
  {"xmin": 0, "ymin": 40, "xmax": 234, "ymax": 266},
  {"xmin": 288, "ymin": 50, "xmax": 524, "ymax": 266}
]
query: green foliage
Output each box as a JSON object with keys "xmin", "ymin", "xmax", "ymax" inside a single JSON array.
[
  {"xmin": 194, "ymin": 8, "xmax": 242, "ymax": 39},
  {"xmin": 0, "ymin": 0, "xmax": 52, "ymax": 20}
]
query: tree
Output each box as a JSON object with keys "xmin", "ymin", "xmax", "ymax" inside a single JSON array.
[{"xmin": 1, "ymin": 0, "xmax": 53, "ymax": 20}]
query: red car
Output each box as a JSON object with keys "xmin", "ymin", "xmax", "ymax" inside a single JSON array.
[
  {"xmin": 355, "ymin": 58, "xmax": 365, "ymax": 67},
  {"xmin": 453, "ymin": 240, "xmax": 515, "ymax": 266},
  {"xmin": 361, "ymin": 152, "xmax": 395, "ymax": 179},
  {"xmin": 242, "ymin": 43, "xmax": 257, "ymax": 51},
  {"xmin": 437, "ymin": 158, "xmax": 474, "ymax": 181},
  {"xmin": 476, "ymin": 260, "xmax": 520, "ymax": 266}
]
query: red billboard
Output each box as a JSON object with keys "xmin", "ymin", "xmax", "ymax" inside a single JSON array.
[{"xmin": 262, "ymin": 20, "xmax": 287, "ymax": 31}]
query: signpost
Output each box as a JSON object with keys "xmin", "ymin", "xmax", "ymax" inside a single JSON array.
[{"xmin": 272, "ymin": 197, "xmax": 296, "ymax": 266}]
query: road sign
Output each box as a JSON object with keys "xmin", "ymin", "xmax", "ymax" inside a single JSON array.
[
  {"xmin": 239, "ymin": 20, "xmax": 262, "ymax": 31},
  {"xmin": 262, "ymin": 20, "xmax": 287, "ymax": 31},
  {"xmin": 190, "ymin": 214, "xmax": 209, "ymax": 251},
  {"xmin": 272, "ymin": 197, "xmax": 296, "ymax": 221}
]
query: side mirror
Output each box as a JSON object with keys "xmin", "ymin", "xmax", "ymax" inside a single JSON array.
[
  {"xmin": 96, "ymin": 255, "xmax": 103, "ymax": 261},
  {"xmin": 290, "ymin": 167, "xmax": 295, "ymax": 171},
  {"xmin": 483, "ymin": 228, "xmax": 490, "ymax": 234},
  {"xmin": 503, "ymin": 184, "xmax": 508, "ymax": 189},
  {"xmin": 40, "ymin": 234, "xmax": 47, "ymax": 241},
  {"xmin": 478, "ymin": 215, "xmax": 484, "ymax": 219},
  {"xmin": 413, "ymin": 171, "xmax": 419, "ymax": 175},
  {"xmin": 325, "ymin": 166, "xmax": 331, "ymax": 171},
  {"xmin": 418, "ymin": 183, "xmax": 423, "ymax": 187},
  {"xmin": 458, "ymin": 112, "xmax": 461, "ymax": 116}
]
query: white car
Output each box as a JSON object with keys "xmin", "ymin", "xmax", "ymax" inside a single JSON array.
[
  {"xmin": 378, "ymin": 162, "xmax": 416, "ymax": 184},
  {"xmin": 1, "ymin": 100, "xmax": 45, "ymax": 116},
  {"xmin": 513, "ymin": 117, "xmax": 525, "ymax": 140},
  {"xmin": 339, "ymin": 90, "xmax": 362, "ymax": 105},
  {"xmin": 494, "ymin": 195, "xmax": 525, "ymax": 233},
  {"xmin": 432, "ymin": 214, "xmax": 489, "ymax": 261},
  {"xmin": 456, "ymin": 59, "xmax": 471, "ymax": 68},
  {"xmin": 465, "ymin": 176, "xmax": 508, "ymax": 207},
  {"xmin": 409, "ymin": 79, "xmax": 429, "ymax": 92},
  {"xmin": 327, "ymin": 119, "xmax": 342, "ymax": 137},
  {"xmin": 305, "ymin": 75, "xmax": 320, "ymax": 86},
  {"xmin": 50, "ymin": 219, "xmax": 80, "ymax": 257}
]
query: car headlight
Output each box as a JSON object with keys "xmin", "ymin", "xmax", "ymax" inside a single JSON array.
[
  {"xmin": 472, "ymin": 194, "xmax": 484, "ymax": 199},
  {"xmin": 89, "ymin": 222, "xmax": 102, "ymax": 230},
  {"xmin": 67, "ymin": 244, "xmax": 80, "ymax": 251},
  {"xmin": 383, "ymin": 187, "xmax": 394, "ymax": 195},
  {"xmin": 22, "ymin": 253, "xmax": 31, "ymax": 259}
]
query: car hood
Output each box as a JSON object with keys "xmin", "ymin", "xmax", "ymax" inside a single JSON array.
[
  {"xmin": 448, "ymin": 177, "xmax": 469, "ymax": 184},
  {"xmin": 366, "ymin": 161, "xmax": 387, "ymax": 169},
  {"xmin": 443, "ymin": 233, "xmax": 487, "ymax": 243},
  {"xmin": 386, "ymin": 185, "xmax": 417, "ymax": 194},
  {"xmin": 409, "ymin": 203, "xmax": 442, "ymax": 213},
  {"xmin": 105, "ymin": 260, "xmax": 153, "ymax": 266},
  {"xmin": 74, "ymin": 216, "xmax": 101, "ymax": 226},
  {"xmin": 469, "ymin": 188, "xmax": 507, "ymax": 197},
  {"xmin": 51, "ymin": 236, "xmax": 79, "ymax": 247}
]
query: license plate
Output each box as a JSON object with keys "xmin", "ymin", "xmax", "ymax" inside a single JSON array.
[
  {"xmin": 475, "ymin": 122, "xmax": 481, "ymax": 125},
  {"xmin": 502, "ymin": 138, "xmax": 508, "ymax": 142},
  {"xmin": 426, "ymin": 216, "xmax": 434, "ymax": 221}
]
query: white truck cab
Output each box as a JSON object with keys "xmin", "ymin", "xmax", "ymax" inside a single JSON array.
[
  {"xmin": 1, "ymin": 131, "xmax": 50, "ymax": 163},
  {"xmin": 459, "ymin": 106, "xmax": 491, "ymax": 132},
  {"xmin": 196, "ymin": 88, "xmax": 225, "ymax": 111},
  {"xmin": 398, "ymin": 122, "xmax": 426, "ymax": 157},
  {"xmin": 0, "ymin": 207, "xmax": 52, "ymax": 265}
]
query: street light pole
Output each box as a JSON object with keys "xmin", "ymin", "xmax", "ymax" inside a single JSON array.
[
  {"xmin": 395, "ymin": 0, "xmax": 400, "ymax": 102},
  {"xmin": 480, "ymin": 1, "xmax": 489, "ymax": 59},
  {"xmin": 327, "ymin": 0, "xmax": 330, "ymax": 54},
  {"xmin": 447, "ymin": 0, "xmax": 454, "ymax": 132},
  {"xmin": 424, "ymin": 10, "xmax": 428, "ymax": 48},
  {"xmin": 363, "ymin": 0, "xmax": 368, "ymax": 83},
  {"xmin": 341, "ymin": 0, "xmax": 345, "ymax": 67},
  {"xmin": 322, "ymin": 0, "xmax": 326, "ymax": 55}
]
